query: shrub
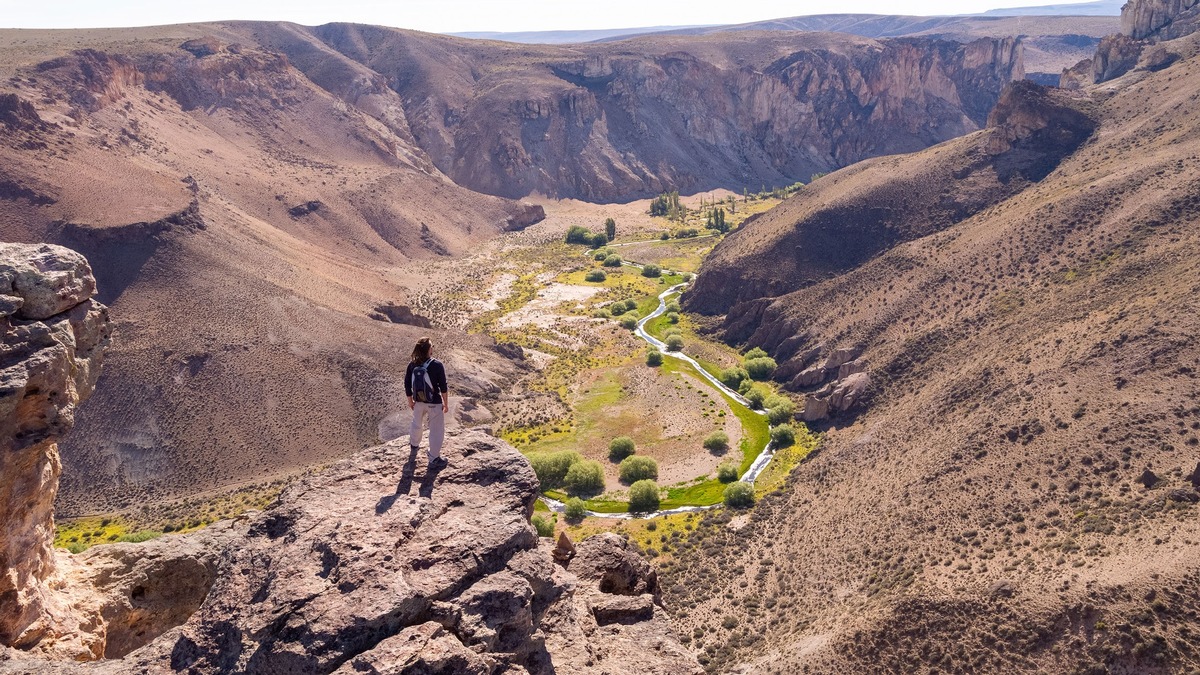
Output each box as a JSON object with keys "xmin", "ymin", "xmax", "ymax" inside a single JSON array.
[
  {"xmin": 565, "ymin": 226, "xmax": 592, "ymax": 244},
  {"xmin": 529, "ymin": 451, "xmax": 582, "ymax": 490},
  {"xmin": 720, "ymin": 368, "xmax": 748, "ymax": 389},
  {"xmin": 619, "ymin": 455, "xmax": 659, "ymax": 484},
  {"xmin": 682, "ymin": 273, "xmax": 693, "ymax": 282},
  {"xmin": 620, "ymin": 316, "xmax": 638, "ymax": 330},
  {"xmin": 621, "ymin": 299, "xmax": 639, "ymax": 313},
  {"xmin": 602, "ymin": 255, "xmax": 623, "ymax": 267},
  {"xmin": 771, "ymin": 424, "xmax": 797, "ymax": 448},
  {"xmin": 589, "ymin": 232, "xmax": 610, "ymax": 247},
  {"xmin": 593, "ymin": 249, "xmax": 611, "ymax": 261},
  {"xmin": 704, "ymin": 431, "xmax": 730, "ymax": 454},
  {"xmin": 737, "ymin": 378, "xmax": 754, "ymax": 395},
  {"xmin": 642, "ymin": 264, "xmax": 662, "ymax": 278},
  {"xmin": 666, "ymin": 312, "xmax": 680, "ymax": 324},
  {"xmin": 665, "ymin": 335, "xmax": 684, "ymax": 352},
  {"xmin": 675, "ymin": 228, "xmax": 699, "ymax": 239},
  {"xmin": 608, "ymin": 436, "xmax": 637, "ymax": 462},
  {"xmin": 532, "ymin": 514, "xmax": 555, "ymax": 537},
  {"xmin": 767, "ymin": 400, "xmax": 796, "ymax": 426},
  {"xmin": 724, "ymin": 482, "xmax": 755, "ymax": 508},
  {"xmin": 664, "ymin": 327, "xmax": 682, "ymax": 337},
  {"xmin": 717, "ymin": 463, "xmax": 739, "ymax": 483},
  {"xmin": 744, "ymin": 347, "xmax": 769, "ymax": 361},
  {"xmin": 564, "ymin": 459, "xmax": 605, "ymax": 496},
  {"xmin": 564, "ymin": 497, "xmax": 587, "ymax": 522},
  {"xmin": 660, "ymin": 231, "xmax": 670, "ymax": 240},
  {"xmin": 744, "ymin": 357, "xmax": 778, "ymax": 381},
  {"xmin": 646, "ymin": 348, "xmax": 663, "ymax": 367},
  {"xmin": 744, "ymin": 387, "xmax": 767, "ymax": 409},
  {"xmin": 629, "ymin": 480, "xmax": 660, "ymax": 512},
  {"xmin": 591, "ymin": 308, "xmax": 610, "ymax": 318},
  {"xmin": 585, "ymin": 270, "xmax": 607, "ymax": 282},
  {"xmin": 665, "ymin": 300, "xmax": 681, "ymax": 313}
]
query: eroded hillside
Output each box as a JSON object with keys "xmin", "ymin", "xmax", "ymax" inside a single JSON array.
[{"xmin": 674, "ymin": 22, "xmax": 1200, "ymax": 675}]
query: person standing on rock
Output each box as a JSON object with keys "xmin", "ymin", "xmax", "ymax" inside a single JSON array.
[{"xmin": 406, "ymin": 337, "xmax": 449, "ymax": 467}]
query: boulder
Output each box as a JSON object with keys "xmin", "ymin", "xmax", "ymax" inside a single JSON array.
[
  {"xmin": 591, "ymin": 594, "xmax": 656, "ymax": 626},
  {"xmin": 792, "ymin": 366, "xmax": 828, "ymax": 389},
  {"xmin": 1167, "ymin": 488, "xmax": 1199, "ymax": 503},
  {"xmin": 830, "ymin": 372, "xmax": 872, "ymax": 412},
  {"xmin": 1138, "ymin": 468, "xmax": 1162, "ymax": 488},
  {"xmin": 330, "ymin": 622, "xmax": 493, "ymax": 675},
  {"xmin": 1187, "ymin": 462, "xmax": 1200, "ymax": 488},
  {"xmin": 803, "ymin": 395, "xmax": 832, "ymax": 423},
  {"xmin": 569, "ymin": 532, "xmax": 659, "ymax": 597},
  {"xmin": 822, "ymin": 347, "xmax": 861, "ymax": 371}
]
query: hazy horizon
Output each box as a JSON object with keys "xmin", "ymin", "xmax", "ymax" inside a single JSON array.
[{"xmin": 0, "ymin": 0, "xmax": 1105, "ymax": 32}]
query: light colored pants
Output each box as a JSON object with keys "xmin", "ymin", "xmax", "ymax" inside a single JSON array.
[{"xmin": 410, "ymin": 402, "xmax": 445, "ymax": 460}]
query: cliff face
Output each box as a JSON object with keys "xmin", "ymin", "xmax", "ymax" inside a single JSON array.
[
  {"xmin": 0, "ymin": 243, "xmax": 110, "ymax": 651},
  {"xmin": 1122, "ymin": 0, "xmax": 1200, "ymax": 39},
  {"xmin": 307, "ymin": 26, "xmax": 1023, "ymax": 201}
]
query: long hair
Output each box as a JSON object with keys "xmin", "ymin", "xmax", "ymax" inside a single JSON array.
[{"xmin": 410, "ymin": 337, "xmax": 432, "ymax": 363}]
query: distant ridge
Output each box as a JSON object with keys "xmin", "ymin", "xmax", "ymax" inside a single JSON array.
[
  {"xmin": 981, "ymin": 0, "xmax": 1124, "ymax": 15},
  {"xmin": 449, "ymin": 25, "xmax": 710, "ymax": 44}
]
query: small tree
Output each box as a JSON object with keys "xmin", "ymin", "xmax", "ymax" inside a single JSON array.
[
  {"xmin": 602, "ymin": 255, "xmax": 623, "ymax": 268},
  {"xmin": 585, "ymin": 270, "xmax": 607, "ymax": 282},
  {"xmin": 717, "ymin": 463, "xmax": 738, "ymax": 483},
  {"xmin": 646, "ymin": 348, "xmax": 663, "ymax": 367},
  {"xmin": 565, "ymin": 226, "xmax": 592, "ymax": 244},
  {"xmin": 744, "ymin": 386, "xmax": 767, "ymax": 409},
  {"xmin": 629, "ymin": 480, "xmax": 660, "ymax": 513},
  {"xmin": 620, "ymin": 316, "xmax": 638, "ymax": 330},
  {"xmin": 619, "ymin": 455, "xmax": 659, "ymax": 484},
  {"xmin": 767, "ymin": 399, "xmax": 796, "ymax": 426},
  {"xmin": 665, "ymin": 335, "xmax": 684, "ymax": 352},
  {"xmin": 608, "ymin": 436, "xmax": 636, "ymax": 462},
  {"xmin": 666, "ymin": 312, "xmax": 680, "ymax": 324},
  {"xmin": 593, "ymin": 249, "xmax": 611, "ymax": 261},
  {"xmin": 642, "ymin": 264, "xmax": 661, "ymax": 278},
  {"xmin": 744, "ymin": 357, "xmax": 777, "ymax": 381},
  {"xmin": 771, "ymin": 424, "xmax": 796, "ymax": 448},
  {"xmin": 719, "ymin": 368, "xmax": 748, "ymax": 390},
  {"xmin": 591, "ymin": 308, "xmax": 611, "ymax": 318},
  {"xmin": 590, "ymin": 232, "xmax": 610, "ymax": 247},
  {"xmin": 703, "ymin": 431, "xmax": 730, "ymax": 455},
  {"xmin": 744, "ymin": 347, "xmax": 769, "ymax": 361},
  {"xmin": 529, "ymin": 451, "xmax": 582, "ymax": 490},
  {"xmin": 564, "ymin": 497, "xmax": 587, "ymax": 522},
  {"xmin": 723, "ymin": 482, "xmax": 754, "ymax": 508},
  {"xmin": 564, "ymin": 459, "xmax": 605, "ymax": 496},
  {"xmin": 604, "ymin": 217, "xmax": 616, "ymax": 241},
  {"xmin": 665, "ymin": 300, "xmax": 681, "ymax": 313}
]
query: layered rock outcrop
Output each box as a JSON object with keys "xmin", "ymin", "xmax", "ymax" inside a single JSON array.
[
  {"xmin": 2, "ymin": 428, "xmax": 700, "ymax": 673},
  {"xmin": 1064, "ymin": 0, "xmax": 1200, "ymax": 85},
  {"xmin": 0, "ymin": 243, "xmax": 110, "ymax": 651}
]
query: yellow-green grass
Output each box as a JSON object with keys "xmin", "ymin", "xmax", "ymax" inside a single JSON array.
[
  {"xmin": 753, "ymin": 426, "xmax": 821, "ymax": 496},
  {"xmin": 564, "ymin": 511, "xmax": 702, "ymax": 559},
  {"xmin": 55, "ymin": 482, "xmax": 282, "ymax": 554}
]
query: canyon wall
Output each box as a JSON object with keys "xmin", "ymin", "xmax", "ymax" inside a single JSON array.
[{"xmin": 303, "ymin": 26, "xmax": 1023, "ymax": 201}]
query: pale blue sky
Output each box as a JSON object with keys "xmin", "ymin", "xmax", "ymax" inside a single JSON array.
[{"xmin": 0, "ymin": 0, "xmax": 1100, "ymax": 31}]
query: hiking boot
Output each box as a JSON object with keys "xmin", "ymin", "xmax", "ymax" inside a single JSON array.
[{"xmin": 429, "ymin": 456, "xmax": 448, "ymax": 469}]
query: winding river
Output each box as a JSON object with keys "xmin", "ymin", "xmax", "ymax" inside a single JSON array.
[{"xmin": 539, "ymin": 243, "xmax": 779, "ymax": 520}]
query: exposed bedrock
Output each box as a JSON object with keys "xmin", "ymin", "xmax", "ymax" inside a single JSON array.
[{"xmin": 1, "ymin": 430, "xmax": 699, "ymax": 674}]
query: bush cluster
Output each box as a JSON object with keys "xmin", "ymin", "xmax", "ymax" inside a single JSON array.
[
  {"xmin": 723, "ymin": 482, "xmax": 754, "ymax": 508},
  {"xmin": 665, "ymin": 334, "xmax": 684, "ymax": 352},
  {"xmin": 585, "ymin": 270, "xmax": 607, "ymax": 282},
  {"xmin": 529, "ymin": 450, "xmax": 603, "ymax": 495},
  {"xmin": 629, "ymin": 480, "xmax": 660, "ymax": 513},
  {"xmin": 566, "ymin": 226, "xmax": 609, "ymax": 247},
  {"xmin": 703, "ymin": 431, "xmax": 729, "ymax": 454},
  {"xmin": 642, "ymin": 264, "xmax": 661, "ymax": 278},
  {"xmin": 771, "ymin": 424, "xmax": 797, "ymax": 448},
  {"xmin": 717, "ymin": 463, "xmax": 738, "ymax": 483},
  {"xmin": 646, "ymin": 348, "xmax": 663, "ymax": 366},
  {"xmin": 564, "ymin": 460, "xmax": 605, "ymax": 495},
  {"xmin": 619, "ymin": 455, "xmax": 659, "ymax": 484},
  {"xmin": 602, "ymin": 254, "xmax": 623, "ymax": 267},
  {"xmin": 608, "ymin": 436, "xmax": 636, "ymax": 462}
]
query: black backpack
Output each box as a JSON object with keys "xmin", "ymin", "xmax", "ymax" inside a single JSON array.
[{"xmin": 411, "ymin": 359, "xmax": 438, "ymax": 403}]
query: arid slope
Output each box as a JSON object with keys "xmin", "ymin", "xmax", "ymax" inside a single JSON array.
[
  {"xmin": 0, "ymin": 27, "xmax": 534, "ymax": 513},
  {"xmin": 673, "ymin": 30, "xmax": 1200, "ymax": 674}
]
